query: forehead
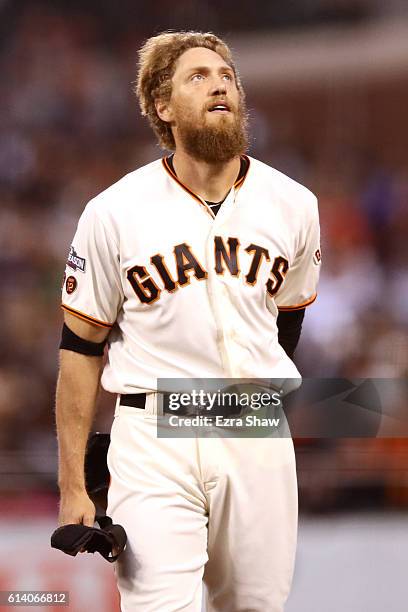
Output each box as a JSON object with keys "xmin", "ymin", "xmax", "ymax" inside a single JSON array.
[{"xmin": 174, "ymin": 46, "xmax": 231, "ymax": 75}]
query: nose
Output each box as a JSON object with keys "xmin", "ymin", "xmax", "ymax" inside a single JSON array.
[{"xmin": 209, "ymin": 77, "xmax": 227, "ymax": 97}]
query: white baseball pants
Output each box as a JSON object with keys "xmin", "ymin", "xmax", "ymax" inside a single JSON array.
[{"xmin": 107, "ymin": 396, "xmax": 298, "ymax": 612}]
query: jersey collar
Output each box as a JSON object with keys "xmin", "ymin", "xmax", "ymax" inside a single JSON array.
[{"xmin": 162, "ymin": 154, "xmax": 250, "ymax": 218}]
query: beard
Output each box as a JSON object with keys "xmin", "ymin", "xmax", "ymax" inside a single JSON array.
[{"xmin": 174, "ymin": 98, "xmax": 249, "ymax": 164}]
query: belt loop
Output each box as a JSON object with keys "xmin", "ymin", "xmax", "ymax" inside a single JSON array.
[
  {"xmin": 144, "ymin": 393, "xmax": 153, "ymax": 416},
  {"xmin": 115, "ymin": 394, "xmax": 122, "ymax": 416},
  {"xmin": 144, "ymin": 392, "xmax": 163, "ymax": 416},
  {"xmin": 156, "ymin": 393, "xmax": 164, "ymax": 417}
]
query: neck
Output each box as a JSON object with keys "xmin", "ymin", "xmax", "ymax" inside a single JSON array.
[{"xmin": 172, "ymin": 148, "xmax": 241, "ymax": 202}]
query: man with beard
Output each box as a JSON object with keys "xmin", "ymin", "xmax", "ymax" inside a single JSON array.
[{"xmin": 56, "ymin": 32, "xmax": 321, "ymax": 611}]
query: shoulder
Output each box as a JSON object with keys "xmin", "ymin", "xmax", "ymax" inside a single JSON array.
[
  {"xmin": 92, "ymin": 158, "xmax": 163, "ymax": 206},
  {"xmin": 247, "ymin": 156, "xmax": 318, "ymax": 217},
  {"xmin": 83, "ymin": 158, "xmax": 164, "ymax": 221}
]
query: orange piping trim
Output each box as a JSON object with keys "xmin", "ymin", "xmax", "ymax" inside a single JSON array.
[
  {"xmin": 162, "ymin": 154, "xmax": 250, "ymax": 215},
  {"xmin": 61, "ymin": 304, "xmax": 113, "ymax": 328},
  {"xmin": 162, "ymin": 157, "xmax": 214, "ymax": 219},
  {"xmin": 234, "ymin": 155, "xmax": 250, "ymax": 190},
  {"xmin": 277, "ymin": 293, "xmax": 317, "ymax": 311}
]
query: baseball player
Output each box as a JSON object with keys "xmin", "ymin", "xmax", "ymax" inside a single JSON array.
[{"xmin": 56, "ymin": 31, "xmax": 321, "ymax": 611}]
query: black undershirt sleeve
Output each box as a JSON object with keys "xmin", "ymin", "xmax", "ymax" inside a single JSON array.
[{"xmin": 276, "ymin": 308, "xmax": 305, "ymax": 359}]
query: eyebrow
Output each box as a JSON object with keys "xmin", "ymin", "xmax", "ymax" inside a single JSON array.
[{"xmin": 185, "ymin": 65, "xmax": 234, "ymax": 76}]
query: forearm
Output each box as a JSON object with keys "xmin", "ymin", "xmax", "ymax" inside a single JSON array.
[{"xmin": 56, "ymin": 349, "xmax": 103, "ymax": 494}]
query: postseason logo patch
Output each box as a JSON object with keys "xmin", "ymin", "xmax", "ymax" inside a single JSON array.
[{"xmin": 67, "ymin": 246, "xmax": 86, "ymax": 273}]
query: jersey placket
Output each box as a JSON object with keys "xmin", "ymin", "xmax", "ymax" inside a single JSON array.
[
  {"xmin": 162, "ymin": 155, "xmax": 250, "ymax": 377},
  {"xmin": 204, "ymin": 187, "xmax": 243, "ymax": 377}
]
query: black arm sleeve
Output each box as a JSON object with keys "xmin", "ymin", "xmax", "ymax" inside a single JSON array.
[
  {"xmin": 277, "ymin": 308, "xmax": 305, "ymax": 359},
  {"xmin": 60, "ymin": 323, "xmax": 107, "ymax": 356}
]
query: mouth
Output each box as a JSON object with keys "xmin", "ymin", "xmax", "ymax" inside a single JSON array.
[{"xmin": 208, "ymin": 102, "xmax": 231, "ymax": 113}]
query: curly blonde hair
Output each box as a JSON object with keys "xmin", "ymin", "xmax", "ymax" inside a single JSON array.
[{"xmin": 135, "ymin": 31, "xmax": 243, "ymax": 150}]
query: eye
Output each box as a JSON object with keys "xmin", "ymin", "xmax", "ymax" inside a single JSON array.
[
  {"xmin": 191, "ymin": 73, "xmax": 204, "ymax": 82},
  {"xmin": 222, "ymin": 73, "xmax": 233, "ymax": 81}
]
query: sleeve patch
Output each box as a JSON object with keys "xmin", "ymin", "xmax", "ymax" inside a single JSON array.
[
  {"xmin": 67, "ymin": 245, "xmax": 86, "ymax": 273},
  {"xmin": 313, "ymin": 248, "xmax": 322, "ymax": 266},
  {"xmin": 65, "ymin": 276, "xmax": 77, "ymax": 294}
]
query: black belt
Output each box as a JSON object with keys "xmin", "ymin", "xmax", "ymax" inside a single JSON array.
[
  {"xmin": 119, "ymin": 393, "xmax": 253, "ymax": 418},
  {"xmin": 119, "ymin": 393, "xmax": 197, "ymax": 416},
  {"xmin": 119, "ymin": 393, "xmax": 147, "ymax": 409}
]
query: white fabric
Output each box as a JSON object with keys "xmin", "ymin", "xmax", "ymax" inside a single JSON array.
[
  {"xmin": 107, "ymin": 401, "xmax": 298, "ymax": 612},
  {"xmin": 61, "ymin": 155, "xmax": 320, "ymax": 393}
]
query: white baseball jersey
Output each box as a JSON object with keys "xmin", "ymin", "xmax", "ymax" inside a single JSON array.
[{"xmin": 61, "ymin": 155, "xmax": 321, "ymax": 394}]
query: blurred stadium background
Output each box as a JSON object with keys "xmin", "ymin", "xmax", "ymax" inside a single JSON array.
[{"xmin": 0, "ymin": 0, "xmax": 407, "ymax": 610}]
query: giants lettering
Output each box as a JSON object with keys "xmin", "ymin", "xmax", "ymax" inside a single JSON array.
[
  {"xmin": 266, "ymin": 256, "xmax": 289, "ymax": 297},
  {"xmin": 173, "ymin": 243, "xmax": 208, "ymax": 286},
  {"xmin": 127, "ymin": 238, "xmax": 289, "ymax": 305},
  {"xmin": 127, "ymin": 265, "xmax": 161, "ymax": 305},
  {"xmin": 214, "ymin": 236, "xmax": 240, "ymax": 276},
  {"xmin": 150, "ymin": 253, "xmax": 177, "ymax": 292},
  {"xmin": 245, "ymin": 244, "xmax": 270, "ymax": 285}
]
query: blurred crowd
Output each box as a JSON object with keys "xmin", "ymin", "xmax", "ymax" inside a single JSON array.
[{"xmin": 0, "ymin": 3, "xmax": 407, "ymax": 502}]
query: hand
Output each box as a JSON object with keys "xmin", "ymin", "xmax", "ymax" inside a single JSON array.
[{"xmin": 58, "ymin": 489, "xmax": 96, "ymax": 528}]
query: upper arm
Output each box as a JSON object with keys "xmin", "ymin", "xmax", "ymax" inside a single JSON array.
[
  {"xmin": 61, "ymin": 200, "xmax": 123, "ymax": 329},
  {"xmin": 63, "ymin": 311, "xmax": 110, "ymax": 343},
  {"xmin": 274, "ymin": 194, "xmax": 321, "ymax": 312}
]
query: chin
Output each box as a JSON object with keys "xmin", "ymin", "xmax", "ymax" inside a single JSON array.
[{"xmin": 205, "ymin": 116, "xmax": 233, "ymax": 132}]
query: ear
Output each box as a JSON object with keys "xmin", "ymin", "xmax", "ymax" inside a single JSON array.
[{"xmin": 155, "ymin": 98, "xmax": 173, "ymax": 123}]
